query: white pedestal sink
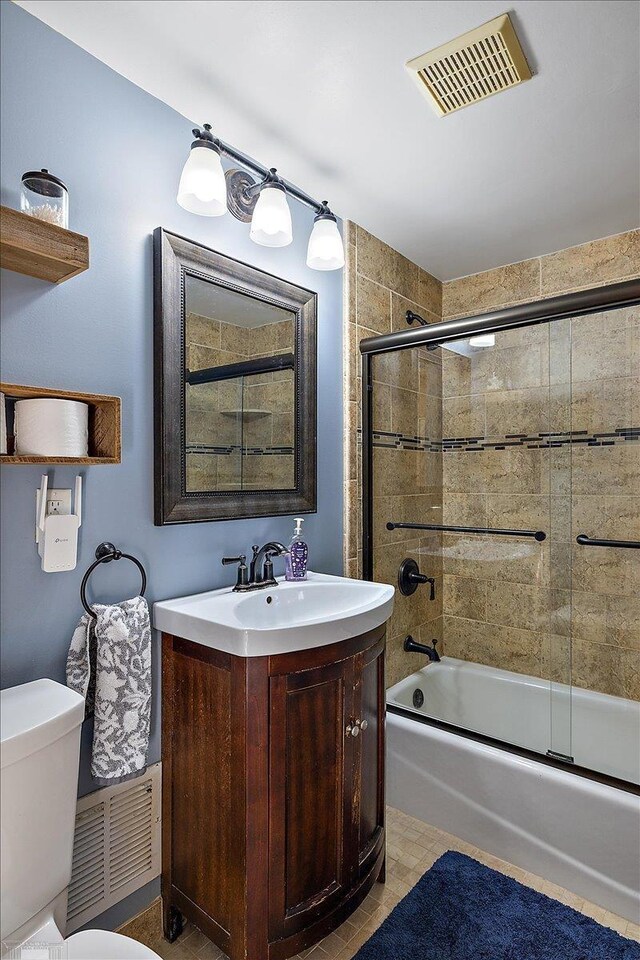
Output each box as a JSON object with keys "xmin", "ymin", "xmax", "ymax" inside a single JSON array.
[{"xmin": 153, "ymin": 571, "xmax": 394, "ymax": 657}]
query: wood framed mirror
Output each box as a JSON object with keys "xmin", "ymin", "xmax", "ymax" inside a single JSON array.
[{"xmin": 154, "ymin": 229, "xmax": 317, "ymax": 524}]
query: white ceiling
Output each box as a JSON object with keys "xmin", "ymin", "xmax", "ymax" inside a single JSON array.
[{"xmin": 15, "ymin": 0, "xmax": 640, "ymax": 280}]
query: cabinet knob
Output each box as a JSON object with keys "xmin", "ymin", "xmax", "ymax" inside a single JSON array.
[{"xmin": 346, "ymin": 719, "xmax": 368, "ymax": 737}]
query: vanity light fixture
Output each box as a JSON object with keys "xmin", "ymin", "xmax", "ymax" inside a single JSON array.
[
  {"xmin": 306, "ymin": 202, "xmax": 345, "ymax": 271},
  {"xmin": 177, "ymin": 124, "xmax": 227, "ymax": 216},
  {"xmin": 177, "ymin": 122, "xmax": 344, "ymax": 269},
  {"xmin": 248, "ymin": 169, "xmax": 293, "ymax": 247}
]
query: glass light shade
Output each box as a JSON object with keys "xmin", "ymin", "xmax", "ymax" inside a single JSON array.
[
  {"xmin": 306, "ymin": 216, "xmax": 345, "ymax": 271},
  {"xmin": 249, "ymin": 185, "xmax": 293, "ymax": 247},
  {"xmin": 177, "ymin": 145, "xmax": 227, "ymax": 216},
  {"xmin": 469, "ymin": 332, "xmax": 496, "ymax": 348}
]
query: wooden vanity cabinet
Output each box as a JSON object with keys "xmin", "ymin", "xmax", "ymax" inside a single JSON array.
[{"xmin": 162, "ymin": 624, "xmax": 386, "ymax": 960}]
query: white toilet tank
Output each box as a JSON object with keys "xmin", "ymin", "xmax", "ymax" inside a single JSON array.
[{"xmin": 1, "ymin": 679, "xmax": 85, "ymax": 943}]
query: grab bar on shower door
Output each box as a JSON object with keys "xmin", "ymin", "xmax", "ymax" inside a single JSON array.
[
  {"xmin": 386, "ymin": 521, "xmax": 547, "ymax": 542},
  {"xmin": 576, "ymin": 535, "xmax": 640, "ymax": 549}
]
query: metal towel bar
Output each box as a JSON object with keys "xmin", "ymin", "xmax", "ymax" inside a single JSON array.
[
  {"xmin": 386, "ymin": 521, "xmax": 546, "ymax": 542},
  {"xmin": 576, "ymin": 535, "xmax": 640, "ymax": 550}
]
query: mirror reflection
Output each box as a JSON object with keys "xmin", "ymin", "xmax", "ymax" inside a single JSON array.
[{"xmin": 185, "ymin": 275, "xmax": 296, "ymax": 493}]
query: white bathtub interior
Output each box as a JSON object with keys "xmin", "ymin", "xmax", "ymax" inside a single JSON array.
[{"xmin": 387, "ymin": 657, "xmax": 640, "ymax": 785}]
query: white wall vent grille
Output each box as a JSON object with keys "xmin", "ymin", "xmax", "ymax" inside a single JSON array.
[
  {"xmin": 66, "ymin": 762, "xmax": 161, "ymax": 932},
  {"xmin": 406, "ymin": 14, "xmax": 533, "ymax": 116}
]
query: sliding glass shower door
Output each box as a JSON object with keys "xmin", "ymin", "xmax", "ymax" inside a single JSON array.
[
  {"xmin": 367, "ymin": 292, "xmax": 639, "ymax": 785},
  {"xmin": 564, "ymin": 304, "xmax": 639, "ymax": 783}
]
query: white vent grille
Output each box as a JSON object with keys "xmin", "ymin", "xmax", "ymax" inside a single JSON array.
[
  {"xmin": 66, "ymin": 763, "xmax": 161, "ymax": 932},
  {"xmin": 406, "ymin": 14, "xmax": 533, "ymax": 116}
]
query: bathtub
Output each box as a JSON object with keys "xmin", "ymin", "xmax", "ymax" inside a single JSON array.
[{"xmin": 387, "ymin": 657, "xmax": 640, "ymax": 922}]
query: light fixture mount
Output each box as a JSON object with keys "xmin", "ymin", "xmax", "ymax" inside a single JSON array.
[
  {"xmin": 226, "ymin": 167, "xmax": 287, "ymax": 223},
  {"xmin": 225, "ymin": 168, "xmax": 259, "ymax": 222}
]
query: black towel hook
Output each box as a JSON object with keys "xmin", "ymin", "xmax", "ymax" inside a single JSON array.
[{"xmin": 80, "ymin": 542, "xmax": 147, "ymax": 619}]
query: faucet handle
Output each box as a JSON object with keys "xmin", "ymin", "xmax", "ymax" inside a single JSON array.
[{"xmin": 221, "ymin": 554, "xmax": 249, "ymax": 590}]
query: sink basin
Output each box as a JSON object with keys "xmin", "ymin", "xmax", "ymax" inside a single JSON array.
[{"xmin": 153, "ymin": 572, "xmax": 395, "ymax": 657}]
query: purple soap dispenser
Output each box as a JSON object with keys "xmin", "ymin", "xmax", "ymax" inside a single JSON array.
[{"xmin": 285, "ymin": 518, "xmax": 308, "ymax": 581}]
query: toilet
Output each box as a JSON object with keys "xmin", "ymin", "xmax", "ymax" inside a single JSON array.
[{"xmin": 0, "ymin": 679, "xmax": 161, "ymax": 959}]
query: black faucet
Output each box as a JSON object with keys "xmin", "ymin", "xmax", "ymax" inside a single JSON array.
[
  {"xmin": 250, "ymin": 541, "xmax": 288, "ymax": 586},
  {"xmin": 223, "ymin": 541, "xmax": 288, "ymax": 591},
  {"xmin": 404, "ymin": 635, "xmax": 441, "ymax": 662}
]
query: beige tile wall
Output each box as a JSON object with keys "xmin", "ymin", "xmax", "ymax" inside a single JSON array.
[
  {"xmin": 440, "ymin": 231, "xmax": 640, "ymax": 700},
  {"xmin": 342, "ymin": 222, "xmax": 443, "ymax": 687},
  {"xmin": 344, "ymin": 227, "xmax": 639, "ymax": 699},
  {"xmin": 442, "ymin": 230, "xmax": 640, "ymax": 318},
  {"xmin": 186, "ymin": 313, "xmax": 295, "ymax": 491}
]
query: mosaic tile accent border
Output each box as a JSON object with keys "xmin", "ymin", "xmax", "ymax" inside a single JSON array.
[
  {"xmin": 187, "ymin": 444, "xmax": 294, "ymax": 457},
  {"xmin": 371, "ymin": 427, "xmax": 640, "ymax": 452}
]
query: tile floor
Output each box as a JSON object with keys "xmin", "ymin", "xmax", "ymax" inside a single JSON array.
[{"xmin": 120, "ymin": 805, "xmax": 640, "ymax": 959}]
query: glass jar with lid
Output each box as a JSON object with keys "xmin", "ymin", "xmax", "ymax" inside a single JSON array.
[{"xmin": 20, "ymin": 169, "xmax": 69, "ymax": 228}]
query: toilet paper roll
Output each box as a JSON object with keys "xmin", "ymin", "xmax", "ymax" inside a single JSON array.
[{"xmin": 15, "ymin": 398, "xmax": 89, "ymax": 457}]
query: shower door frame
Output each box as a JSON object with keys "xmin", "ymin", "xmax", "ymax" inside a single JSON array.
[{"xmin": 358, "ymin": 278, "xmax": 640, "ymax": 793}]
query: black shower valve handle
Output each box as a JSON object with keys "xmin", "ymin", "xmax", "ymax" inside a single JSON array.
[
  {"xmin": 413, "ymin": 571, "xmax": 436, "ymax": 600},
  {"xmin": 398, "ymin": 558, "xmax": 436, "ymax": 599}
]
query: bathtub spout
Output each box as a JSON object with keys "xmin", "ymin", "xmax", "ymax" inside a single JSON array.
[{"xmin": 404, "ymin": 635, "xmax": 441, "ymax": 662}]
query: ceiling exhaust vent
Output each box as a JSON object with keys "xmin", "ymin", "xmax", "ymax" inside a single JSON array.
[{"xmin": 406, "ymin": 14, "xmax": 532, "ymax": 116}]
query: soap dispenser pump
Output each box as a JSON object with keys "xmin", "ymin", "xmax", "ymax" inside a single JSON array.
[{"xmin": 285, "ymin": 517, "xmax": 308, "ymax": 581}]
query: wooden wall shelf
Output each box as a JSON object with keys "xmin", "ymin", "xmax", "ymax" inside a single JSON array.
[
  {"xmin": 0, "ymin": 384, "xmax": 121, "ymax": 464},
  {"xmin": 0, "ymin": 206, "xmax": 89, "ymax": 284}
]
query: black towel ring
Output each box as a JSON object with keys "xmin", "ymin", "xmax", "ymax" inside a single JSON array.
[{"xmin": 80, "ymin": 542, "xmax": 147, "ymax": 619}]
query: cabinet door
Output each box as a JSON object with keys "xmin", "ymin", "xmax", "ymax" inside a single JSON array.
[
  {"xmin": 268, "ymin": 657, "xmax": 355, "ymax": 941},
  {"xmin": 354, "ymin": 635, "xmax": 385, "ymax": 878}
]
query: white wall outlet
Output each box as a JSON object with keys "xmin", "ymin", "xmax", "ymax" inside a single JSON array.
[
  {"xmin": 40, "ymin": 488, "xmax": 73, "ymax": 517},
  {"xmin": 35, "ymin": 476, "xmax": 83, "ymax": 572},
  {"xmin": 35, "ymin": 488, "xmax": 71, "ymax": 541}
]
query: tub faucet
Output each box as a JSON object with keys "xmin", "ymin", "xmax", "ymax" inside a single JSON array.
[{"xmin": 404, "ymin": 635, "xmax": 440, "ymax": 662}]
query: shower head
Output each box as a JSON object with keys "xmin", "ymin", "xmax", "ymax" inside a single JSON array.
[{"xmin": 406, "ymin": 310, "xmax": 440, "ymax": 350}]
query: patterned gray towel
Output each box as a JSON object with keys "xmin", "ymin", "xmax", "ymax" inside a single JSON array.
[{"xmin": 67, "ymin": 596, "xmax": 151, "ymax": 782}]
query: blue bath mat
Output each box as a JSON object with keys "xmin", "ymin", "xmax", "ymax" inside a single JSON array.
[{"xmin": 353, "ymin": 851, "xmax": 639, "ymax": 959}]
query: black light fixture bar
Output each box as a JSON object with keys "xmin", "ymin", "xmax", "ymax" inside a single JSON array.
[
  {"xmin": 213, "ymin": 134, "xmax": 325, "ymax": 215},
  {"xmin": 386, "ymin": 521, "xmax": 547, "ymax": 541}
]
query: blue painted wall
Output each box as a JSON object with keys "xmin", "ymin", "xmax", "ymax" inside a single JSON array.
[{"xmin": 0, "ymin": 1, "xmax": 343, "ymax": 798}]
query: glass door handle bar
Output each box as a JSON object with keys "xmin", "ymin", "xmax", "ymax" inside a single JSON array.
[
  {"xmin": 386, "ymin": 522, "xmax": 546, "ymax": 541},
  {"xmin": 576, "ymin": 534, "xmax": 640, "ymax": 549}
]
